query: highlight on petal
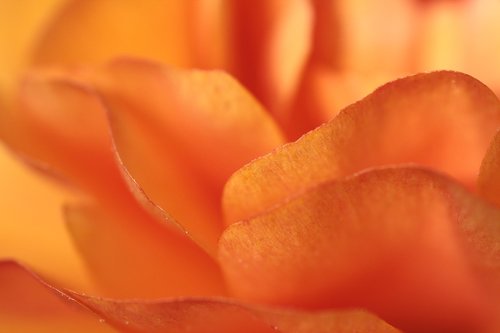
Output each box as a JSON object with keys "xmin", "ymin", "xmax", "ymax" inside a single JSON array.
[
  {"xmin": 0, "ymin": 261, "xmax": 116, "ymax": 333},
  {"xmin": 31, "ymin": 0, "xmax": 192, "ymax": 68},
  {"xmin": 219, "ymin": 167, "xmax": 500, "ymax": 333},
  {"xmin": 223, "ymin": 71, "xmax": 500, "ymax": 224},
  {"xmin": 230, "ymin": 0, "xmax": 313, "ymax": 111},
  {"xmin": 187, "ymin": 0, "xmax": 232, "ymax": 71},
  {"xmin": 478, "ymin": 131, "xmax": 500, "ymax": 207},
  {"xmin": 0, "ymin": 260, "xmax": 401, "ymax": 333},
  {"xmin": 336, "ymin": 0, "xmax": 418, "ymax": 73},
  {"xmin": 96, "ymin": 58, "xmax": 285, "ymax": 254},
  {"xmin": 65, "ymin": 202, "xmax": 226, "ymax": 299}
]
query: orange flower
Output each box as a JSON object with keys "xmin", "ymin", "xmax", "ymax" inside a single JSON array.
[{"xmin": 1, "ymin": 1, "xmax": 500, "ymax": 332}]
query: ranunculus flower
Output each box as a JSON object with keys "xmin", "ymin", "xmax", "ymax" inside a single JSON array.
[{"xmin": 1, "ymin": 1, "xmax": 499, "ymax": 333}]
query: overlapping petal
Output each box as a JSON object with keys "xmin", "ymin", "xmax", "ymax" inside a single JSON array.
[
  {"xmin": 65, "ymin": 202, "xmax": 225, "ymax": 299},
  {"xmin": 478, "ymin": 131, "xmax": 500, "ymax": 207},
  {"xmin": 95, "ymin": 58, "xmax": 285, "ymax": 254},
  {"xmin": 0, "ymin": 261, "xmax": 116, "ymax": 333},
  {"xmin": 0, "ymin": 261, "xmax": 401, "ymax": 333},
  {"xmin": 0, "ymin": 71, "xmax": 128, "ymax": 203},
  {"xmin": 229, "ymin": 0, "xmax": 313, "ymax": 112},
  {"xmin": 223, "ymin": 71, "xmax": 500, "ymax": 223},
  {"xmin": 219, "ymin": 167, "xmax": 500, "ymax": 333},
  {"xmin": 0, "ymin": 64, "xmax": 236, "ymax": 296},
  {"xmin": 0, "ymin": 144, "xmax": 92, "ymax": 291}
]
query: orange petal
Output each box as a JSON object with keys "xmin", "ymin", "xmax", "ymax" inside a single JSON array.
[
  {"xmin": 187, "ymin": 0, "xmax": 233, "ymax": 71},
  {"xmin": 76, "ymin": 297, "xmax": 401, "ymax": 333},
  {"xmin": 284, "ymin": 66, "xmax": 400, "ymax": 139},
  {"xmin": 223, "ymin": 71, "xmax": 500, "ymax": 224},
  {"xmin": 65, "ymin": 202, "xmax": 225, "ymax": 299},
  {"xmin": 219, "ymin": 167, "xmax": 500, "ymax": 333},
  {"xmin": 31, "ymin": 0, "xmax": 192, "ymax": 68},
  {"xmin": 96, "ymin": 58, "xmax": 285, "ymax": 253},
  {"xmin": 307, "ymin": 0, "xmax": 340, "ymax": 68},
  {"xmin": 336, "ymin": 0, "xmax": 419, "ymax": 74},
  {"xmin": 1, "ymin": 70, "xmax": 130, "ymax": 204},
  {"xmin": 0, "ymin": 261, "xmax": 116, "ymax": 332},
  {"xmin": 0, "ymin": 260, "xmax": 401, "ymax": 333},
  {"xmin": 230, "ymin": 0, "xmax": 313, "ymax": 111},
  {"xmin": 460, "ymin": 0, "xmax": 500, "ymax": 93},
  {"xmin": 478, "ymin": 131, "xmax": 500, "ymax": 207}
]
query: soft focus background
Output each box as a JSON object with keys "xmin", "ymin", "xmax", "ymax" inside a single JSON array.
[
  {"xmin": 1, "ymin": 0, "xmax": 500, "ymax": 291},
  {"xmin": 0, "ymin": 0, "xmax": 90, "ymax": 289}
]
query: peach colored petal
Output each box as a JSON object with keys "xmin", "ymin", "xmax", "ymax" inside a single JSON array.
[
  {"xmin": 0, "ymin": 260, "xmax": 401, "ymax": 333},
  {"xmin": 65, "ymin": 202, "xmax": 226, "ymax": 299},
  {"xmin": 31, "ymin": 0, "xmax": 192, "ymax": 68},
  {"xmin": 230, "ymin": 0, "xmax": 313, "ymax": 112},
  {"xmin": 0, "ymin": 261, "xmax": 116, "ymax": 333},
  {"xmin": 223, "ymin": 71, "xmax": 500, "ymax": 224},
  {"xmin": 0, "ymin": 143, "xmax": 93, "ymax": 292},
  {"xmin": 478, "ymin": 131, "xmax": 500, "ymax": 207},
  {"xmin": 0, "ymin": 0, "xmax": 64, "ymax": 92},
  {"xmin": 96, "ymin": 58, "xmax": 285, "ymax": 253},
  {"xmin": 219, "ymin": 167, "xmax": 500, "ymax": 333}
]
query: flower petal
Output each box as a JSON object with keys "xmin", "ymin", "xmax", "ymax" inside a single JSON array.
[
  {"xmin": 0, "ymin": 260, "xmax": 401, "ymax": 333},
  {"xmin": 230, "ymin": 0, "xmax": 313, "ymax": 111},
  {"xmin": 219, "ymin": 167, "xmax": 500, "ymax": 332},
  {"xmin": 223, "ymin": 71, "xmax": 500, "ymax": 224},
  {"xmin": 31, "ymin": 0, "xmax": 192, "ymax": 68},
  {"xmin": 65, "ymin": 202, "xmax": 226, "ymax": 299},
  {"xmin": 284, "ymin": 66, "xmax": 398, "ymax": 139},
  {"xmin": 478, "ymin": 131, "xmax": 500, "ymax": 207},
  {"xmin": 1, "ymin": 71, "xmax": 128, "ymax": 203},
  {"xmin": 0, "ymin": 261, "xmax": 116, "ymax": 332},
  {"xmin": 0, "ymin": 0, "xmax": 64, "ymax": 91},
  {"xmin": 336, "ymin": 0, "xmax": 418, "ymax": 73},
  {"xmin": 97, "ymin": 58, "xmax": 285, "ymax": 253},
  {"xmin": 0, "ymin": 144, "xmax": 92, "ymax": 292}
]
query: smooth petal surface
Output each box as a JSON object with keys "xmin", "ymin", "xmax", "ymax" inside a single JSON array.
[
  {"xmin": 0, "ymin": 0, "xmax": 64, "ymax": 92},
  {"xmin": 336, "ymin": 0, "xmax": 418, "ymax": 73},
  {"xmin": 230, "ymin": 0, "xmax": 313, "ymax": 111},
  {"xmin": 0, "ymin": 260, "xmax": 401, "ymax": 333},
  {"xmin": 0, "ymin": 261, "xmax": 116, "ymax": 333},
  {"xmin": 478, "ymin": 131, "xmax": 500, "ymax": 207},
  {"xmin": 31, "ymin": 0, "xmax": 192, "ymax": 68},
  {"xmin": 97, "ymin": 58, "xmax": 285, "ymax": 254},
  {"xmin": 0, "ymin": 144, "xmax": 92, "ymax": 292},
  {"xmin": 224, "ymin": 71, "xmax": 500, "ymax": 224},
  {"xmin": 219, "ymin": 167, "xmax": 500, "ymax": 333},
  {"xmin": 65, "ymin": 202, "xmax": 226, "ymax": 299}
]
